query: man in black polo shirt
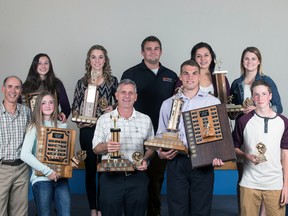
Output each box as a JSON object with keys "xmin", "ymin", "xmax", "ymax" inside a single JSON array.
[{"xmin": 121, "ymin": 36, "xmax": 178, "ymax": 216}]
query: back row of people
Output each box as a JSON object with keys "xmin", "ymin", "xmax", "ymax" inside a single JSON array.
[{"xmin": 0, "ymin": 35, "xmax": 285, "ymax": 216}]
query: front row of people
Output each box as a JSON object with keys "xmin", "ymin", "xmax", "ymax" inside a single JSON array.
[{"xmin": 1, "ymin": 58, "xmax": 287, "ymax": 216}]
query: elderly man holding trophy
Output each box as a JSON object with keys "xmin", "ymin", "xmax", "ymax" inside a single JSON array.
[{"xmin": 92, "ymin": 79, "xmax": 155, "ymax": 216}]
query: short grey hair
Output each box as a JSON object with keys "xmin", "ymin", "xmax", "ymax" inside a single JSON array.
[
  {"xmin": 3, "ymin": 75, "xmax": 22, "ymax": 87},
  {"xmin": 117, "ymin": 79, "xmax": 137, "ymax": 93}
]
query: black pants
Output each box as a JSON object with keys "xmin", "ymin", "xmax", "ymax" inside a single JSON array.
[
  {"xmin": 146, "ymin": 154, "xmax": 167, "ymax": 216},
  {"xmin": 167, "ymin": 155, "xmax": 214, "ymax": 216},
  {"xmin": 79, "ymin": 127, "xmax": 100, "ymax": 211},
  {"xmin": 99, "ymin": 171, "xmax": 149, "ymax": 216}
]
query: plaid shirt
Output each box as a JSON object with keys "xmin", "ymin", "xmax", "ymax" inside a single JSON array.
[
  {"xmin": 0, "ymin": 102, "xmax": 31, "ymax": 160},
  {"xmin": 92, "ymin": 108, "xmax": 154, "ymax": 162}
]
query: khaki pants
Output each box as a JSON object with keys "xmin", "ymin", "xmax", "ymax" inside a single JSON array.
[
  {"xmin": 240, "ymin": 186, "xmax": 285, "ymax": 216},
  {"xmin": 0, "ymin": 163, "xmax": 29, "ymax": 216}
]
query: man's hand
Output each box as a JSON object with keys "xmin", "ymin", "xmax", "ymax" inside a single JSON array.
[
  {"xmin": 107, "ymin": 140, "xmax": 120, "ymax": 153},
  {"xmin": 212, "ymin": 158, "xmax": 225, "ymax": 167}
]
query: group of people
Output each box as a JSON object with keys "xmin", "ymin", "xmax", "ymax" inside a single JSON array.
[{"xmin": 0, "ymin": 35, "xmax": 287, "ymax": 216}]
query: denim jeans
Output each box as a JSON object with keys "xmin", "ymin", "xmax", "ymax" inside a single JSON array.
[{"xmin": 32, "ymin": 178, "xmax": 71, "ymax": 216}]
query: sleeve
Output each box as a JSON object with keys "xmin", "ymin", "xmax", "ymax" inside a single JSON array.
[
  {"xmin": 280, "ymin": 115, "xmax": 288, "ymax": 149},
  {"xmin": 20, "ymin": 127, "xmax": 53, "ymax": 177},
  {"xmin": 264, "ymin": 76, "xmax": 283, "ymax": 114},
  {"xmin": 58, "ymin": 81, "xmax": 71, "ymax": 118},
  {"xmin": 111, "ymin": 77, "xmax": 119, "ymax": 105},
  {"xmin": 225, "ymin": 76, "xmax": 231, "ymax": 97},
  {"xmin": 232, "ymin": 118, "xmax": 245, "ymax": 149},
  {"xmin": 146, "ymin": 117, "xmax": 155, "ymax": 141},
  {"xmin": 71, "ymin": 79, "xmax": 85, "ymax": 113},
  {"xmin": 92, "ymin": 116, "xmax": 107, "ymax": 149},
  {"xmin": 156, "ymin": 99, "xmax": 171, "ymax": 136},
  {"xmin": 230, "ymin": 79, "xmax": 240, "ymax": 105}
]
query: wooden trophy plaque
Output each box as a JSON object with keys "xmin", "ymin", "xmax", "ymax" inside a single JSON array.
[
  {"xmin": 182, "ymin": 104, "xmax": 236, "ymax": 168},
  {"xmin": 21, "ymin": 92, "xmax": 40, "ymax": 112},
  {"xmin": 35, "ymin": 127, "xmax": 76, "ymax": 178},
  {"xmin": 72, "ymin": 70, "xmax": 100, "ymax": 124},
  {"xmin": 97, "ymin": 115, "xmax": 135, "ymax": 172},
  {"xmin": 144, "ymin": 98, "xmax": 188, "ymax": 154}
]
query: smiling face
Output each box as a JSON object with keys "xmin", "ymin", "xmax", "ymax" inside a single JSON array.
[
  {"xmin": 115, "ymin": 83, "xmax": 138, "ymax": 110},
  {"xmin": 41, "ymin": 95, "xmax": 55, "ymax": 120},
  {"xmin": 243, "ymin": 51, "xmax": 260, "ymax": 74},
  {"xmin": 194, "ymin": 47, "xmax": 212, "ymax": 70},
  {"xmin": 141, "ymin": 41, "xmax": 162, "ymax": 65},
  {"xmin": 252, "ymin": 85, "xmax": 272, "ymax": 110},
  {"xmin": 89, "ymin": 49, "xmax": 106, "ymax": 71},
  {"xmin": 37, "ymin": 56, "xmax": 50, "ymax": 80},
  {"xmin": 2, "ymin": 77, "xmax": 22, "ymax": 105},
  {"xmin": 179, "ymin": 65, "xmax": 200, "ymax": 91}
]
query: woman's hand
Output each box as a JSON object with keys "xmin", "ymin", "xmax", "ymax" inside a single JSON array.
[
  {"xmin": 58, "ymin": 112, "xmax": 67, "ymax": 123},
  {"xmin": 47, "ymin": 170, "xmax": 59, "ymax": 182}
]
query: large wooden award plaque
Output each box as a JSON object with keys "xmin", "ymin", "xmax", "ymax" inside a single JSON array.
[
  {"xmin": 182, "ymin": 104, "xmax": 236, "ymax": 168},
  {"xmin": 35, "ymin": 127, "xmax": 76, "ymax": 178}
]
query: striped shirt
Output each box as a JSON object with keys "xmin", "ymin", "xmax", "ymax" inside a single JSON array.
[
  {"xmin": 0, "ymin": 102, "xmax": 31, "ymax": 160},
  {"xmin": 92, "ymin": 108, "xmax": 154, "ymax": 162}
]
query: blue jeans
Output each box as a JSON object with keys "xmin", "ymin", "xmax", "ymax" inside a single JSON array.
[{"xmin": 32, "ymin": 178, "xmax": 71, "ymax": 216}]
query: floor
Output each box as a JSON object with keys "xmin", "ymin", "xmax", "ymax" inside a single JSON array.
[{"xmin": 28, "ymin": 194, "xmax": 238, "ymax": 216}]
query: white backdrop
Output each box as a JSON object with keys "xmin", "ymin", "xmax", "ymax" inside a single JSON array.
[{"xmin": 1, "ymin": 0, "xmax": 287, "ymax": 148}]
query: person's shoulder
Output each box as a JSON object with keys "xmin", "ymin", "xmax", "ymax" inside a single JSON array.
[
  {"xmin": 259, "ymin": 74, "xmax": 275, "ymax": 82},
  {"xmin": 199, "ymin": 91, "xmax": 221, "ymax": 103},
  {"xmin": 237, "ymin": 112, "xmax": 254, "ymax": 125},
  {"xmin": 231, "ymin": 75, "xmax": 243, "ymax": 85},
  {"xmin": 17, "ymin": 103, "xmax": 31, "ymax": 114},
  {"xmin": 159, "ymin": 64, "xmax": 176, "ymax": 75},
  {"xmin": 277, "ymin": 114, "xmax": 288, "ymax": 124},
  {"xmin": 135, "ymin": 110, "xmax": 151, "ymax": 120},
  {"xmin": 123, "ymin": 62, "xmax": 143, "ymax": 74}
]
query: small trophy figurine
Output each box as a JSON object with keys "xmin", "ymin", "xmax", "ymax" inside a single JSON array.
[
  {"xmin": 256, "ymin": 142, "xmax": 267, "ymax": 163},
  {"xmin": 71, "ymin": 150, "xmax": 87, "ymax": 166},
  {"xmin": 132, "ymin": 151, "xmax": 143, "ymax": 169}
]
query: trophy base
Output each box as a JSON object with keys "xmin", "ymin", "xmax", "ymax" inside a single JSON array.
[
  {"xmin": 71, "ymin": 116, "xmax": 97, "ymax": 124},
  {"xmin": 144, "ymin": 132, "xmax": 188, "ymax": 154},
  {"xmin": 97, "ymin": 158, "xmax": 135, "ymax": 172}
]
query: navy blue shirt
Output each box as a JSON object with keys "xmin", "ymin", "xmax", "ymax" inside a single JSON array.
[{"xmin": 121, "ymin": 60, "xmax": 178, "ymax": 131}]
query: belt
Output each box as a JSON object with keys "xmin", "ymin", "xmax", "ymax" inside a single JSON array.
[
  {"xmin": 1, "ymin": 159, "xmax": 24, "ymax": 166},
  {"xmin": 107, "ymin": 171, "xmax": 137, "ymax": 177}
]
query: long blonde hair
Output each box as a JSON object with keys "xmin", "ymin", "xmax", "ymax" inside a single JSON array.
[{"xmin": 28, "ymin": 91, "xmax": 59, "ymax": 136}]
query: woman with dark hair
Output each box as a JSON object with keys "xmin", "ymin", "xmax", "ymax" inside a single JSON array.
[
  {"xmin": 71, "ymin": 45, "xmax": 118, "ymax": 216},
  {"xmin": 175, "ymin": 42, "xmax": 230, "ymax": 99},
  {"xmin": 22, "ymin": 53, "xmax": 71, "ymax": 121}
]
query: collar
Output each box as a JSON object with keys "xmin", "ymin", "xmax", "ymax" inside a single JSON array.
[
  {"xmin": 112, "ymin": 107, "xmax": 137, "ymax": 120},
  {"xmin": 174, "ymin": 89, "xmax": 206, "ymax": 101},
  {"xmin": 140, "ymin": 59, "xmax": 163, "ymax": 71},
  {"xmin": 0, "ymin": 101, "xmax": 22, "ymax": 115}
]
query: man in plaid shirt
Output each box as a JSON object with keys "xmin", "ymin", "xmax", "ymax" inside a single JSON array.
[{"xmin": 0, "ymin": 76, "xmax": 31, "ymax": 216}]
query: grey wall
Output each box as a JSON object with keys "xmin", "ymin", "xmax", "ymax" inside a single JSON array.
[{"xmin": 1, "ymin": 0, "xmax": 287, "ymax": 131}]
